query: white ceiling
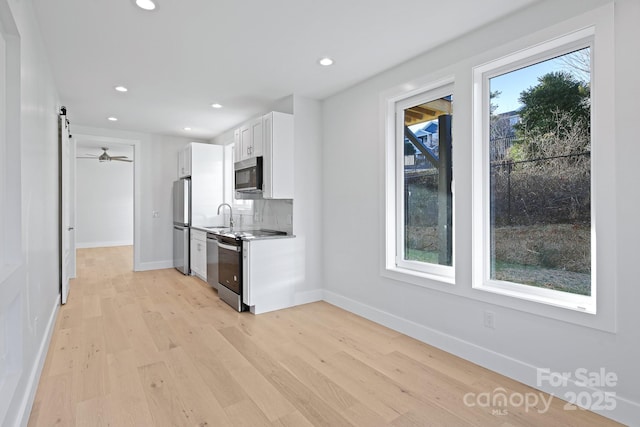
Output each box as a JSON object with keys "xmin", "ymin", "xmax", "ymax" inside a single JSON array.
[{"xmin": 33, "ymin": 0, "xmax": 539, "ymax": 140}]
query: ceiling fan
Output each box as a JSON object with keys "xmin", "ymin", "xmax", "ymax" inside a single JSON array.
[{"xmin": 76, "ymin": 147, "xmax": 132, "ymax": 162}]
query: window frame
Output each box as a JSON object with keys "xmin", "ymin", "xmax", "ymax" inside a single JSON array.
[
  {"xmin": 472, "ymin": 28, "xmax": 597, "ymax": 314},
  {"xmin": 379, "ymin": 6, "xmax": 615, "ymax": 332},
  {"xmin": 384, "ymin": 78, "xmax": 456, "ymax": 286}
]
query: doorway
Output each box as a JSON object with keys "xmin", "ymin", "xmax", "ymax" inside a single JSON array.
[{"xmin": 70, "ymin": 134, "xmax": 141, "ymax": 271}]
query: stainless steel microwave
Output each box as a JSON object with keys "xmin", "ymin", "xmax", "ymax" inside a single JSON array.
[{"xmin": 234, "ymin": 156, "xmax": 263, "ymax": 192}]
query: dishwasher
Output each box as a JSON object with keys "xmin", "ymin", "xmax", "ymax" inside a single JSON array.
[
  {"xmin": 206, "ymin": 232, "xmax": 219, "ymax": 290},
  {"xmin": 217, "ymin": 235, "xmax": 246, "ymax": 312}
]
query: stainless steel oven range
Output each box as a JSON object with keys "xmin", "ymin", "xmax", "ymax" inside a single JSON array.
[{"xmin": 211, "ymin": 229, "xmax": 287, "ymax": 312}]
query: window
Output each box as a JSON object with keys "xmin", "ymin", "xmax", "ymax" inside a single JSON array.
[
  {"xmin": 385, "ymin": 80, "xmax": 454, "ymax": 283},
  {"xmin": 473, "ymin": 29, "xmax": 597, "ymax": 312}
]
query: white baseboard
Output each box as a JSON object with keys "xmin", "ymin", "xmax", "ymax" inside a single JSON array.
[
  {"xmin": 76, "ymin": 240, "xmax": 133, "ymax": 249},
  {"xmin": 322, "ymin": 290, "xmax": 639, "ymax": 427},
  {"xmin": 135, "ymin": 260, "xmax": 174, "ymax": 272},
  {"xmin": 13, "ymin": 294, "xmax": 59, "ymax": 427}
]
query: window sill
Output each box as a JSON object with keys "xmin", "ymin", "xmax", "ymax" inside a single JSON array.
[
  {"xmin": 474, "ymin": 279, "xmax": 595, "ymax": 314},
  {"xmin": 382, "ymin": 265, "xmax": 455, "ymax": 290}
]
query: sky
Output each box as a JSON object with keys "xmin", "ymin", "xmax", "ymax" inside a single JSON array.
[
  {"xmin": 490, "ymin": 48, "xmax": 590, "ymax": 115},
  {"xmin": 406, "ymin": 48, "xmax": 590, "ymax": 131}
]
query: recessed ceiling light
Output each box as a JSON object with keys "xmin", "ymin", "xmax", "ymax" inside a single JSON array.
[
  {"xmin": 318, "ymin": 57, "xmax": 334, "ymax": 66},
  {"xmin": 114, "ymin": 85, "xmax": 128, "ymax": 92},
  {"xmin": 184, "ymin": 127, "xmax": 192, "ymax": 131},
  {"xmin": 135, "ymin": 0, "xmax": 156, "ymax": 10},
  {"xmin": 211, "ymin": 103, "xmax": 222, "ymax": 109},
  {"xmin": 107, "ymin": 117, "xmax": 118, "ymax": 121}
]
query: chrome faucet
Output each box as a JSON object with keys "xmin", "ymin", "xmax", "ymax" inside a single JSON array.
[{"xmin": 217, "ymin": 203, "xmax": 234, "ymax": 230}]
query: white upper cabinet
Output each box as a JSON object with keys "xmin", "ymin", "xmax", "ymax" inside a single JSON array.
[
  {"xmin": 228, "ymin": 111, "xmax": 294, "ymax": 198},
  {"xmin": 178, "ymin": 144, "xmax": 192, "ymax": 178},
  {"xmin": 251, "ymin": 118, "xmax": 263, "ymax": 158},
  {"xmin": 262, "ymin": 111, "xmax": 293, "ymax": 199},
  {"xmin": 238, "ymin": 117, "xmax": 263, "ymax": 161},
  {"xmin": 239, "ymin": 125, "xmax": 250, "ymax": 161}
]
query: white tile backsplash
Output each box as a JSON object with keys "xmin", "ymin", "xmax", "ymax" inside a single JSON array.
[{"xmin": 232, "ymin": 199, "xmax": 293, "ymax": 234}]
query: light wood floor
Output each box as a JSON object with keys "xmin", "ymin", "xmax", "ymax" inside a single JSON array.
[{"xmin": 28, "ymin": 246, "xmax": 620, "ymax": 426}]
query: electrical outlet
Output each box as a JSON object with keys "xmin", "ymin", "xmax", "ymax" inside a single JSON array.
[{"xmin": 483, "ymin": 311, "xmax": 495, "ymax": 329}]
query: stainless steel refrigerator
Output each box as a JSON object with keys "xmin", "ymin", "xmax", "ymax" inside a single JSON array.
[{"xmin": 173, "ymin": 178, "xmax": 190, "ymax": 274}]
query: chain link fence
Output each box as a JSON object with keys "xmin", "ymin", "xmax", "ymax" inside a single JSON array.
[{"xmin": 490, "ymin": 152, "xmax": 591, "ymax": 226}]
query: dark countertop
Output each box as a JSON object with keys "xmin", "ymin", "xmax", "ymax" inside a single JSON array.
[
  {"xmin": 191, "ymin": 225, "xmax": 295, "ymax": 240},
  {"xmin": 240, "ymin": 233, "xmax": 296, "ymax": 241},
  {"xmin": 190, "ymin": 225, "xmax": 228, "ymax": 233}
]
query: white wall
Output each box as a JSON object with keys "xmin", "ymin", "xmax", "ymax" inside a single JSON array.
[
  {"xmin": 321, "ymin": 0, "xmax": 640, "ymax": 425},
  {"xmin": 291, "ymin": 95, "xmax": 324, "ymax": 303},
  {"xmin": 75, "ymin": 150, "xmax": 134, "ymax": 248},
  {"xmin": 0, "ymin": 0, "xmax": 61, "ymax": 425},
  {"xmin": 73, "ymin": 125, "xmax": 205, "ymax": 270}
]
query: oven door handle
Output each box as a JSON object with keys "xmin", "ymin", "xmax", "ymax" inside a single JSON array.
[{"xmin": 218, "ymin": 242, "xmax": 241, "ymax": 252}]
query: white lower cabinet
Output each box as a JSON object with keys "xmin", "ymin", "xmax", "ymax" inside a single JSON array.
[
  {"xmin": 190, "ymin": 229, "xmax": 207, "ymax": 281},
  {"xmin": 243, "ymin": 238, "xmax": 297, "ymax": 314}
]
